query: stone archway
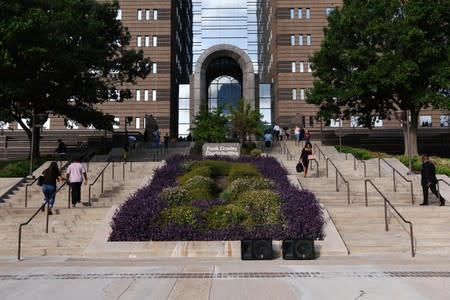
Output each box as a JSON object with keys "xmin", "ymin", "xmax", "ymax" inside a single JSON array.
[{"xmin": 190, "ymin": 44, "xmax": 256, "ymax": 124}]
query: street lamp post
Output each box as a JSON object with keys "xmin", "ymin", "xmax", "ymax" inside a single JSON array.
[
  {"xmin": 395, "ymin": 110, "xmax": 413, "ymax": 175},
  {"xmin": 28, "ymin": 111, "xmax": 47, "ymax": 178}
]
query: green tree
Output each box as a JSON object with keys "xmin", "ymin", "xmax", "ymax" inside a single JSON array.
[
  {"xmin": 307, "ymin": 0, "xmax": 450, "ymax": 155},
  {"xmin": 190, "ymin": 105, "xmax": 230, "ymax": 143},
  {"xmin": 228, "ymin": 99, "xmax": 264, "ymax": 144},
  {"xmin": 0, "ymin": 0, "xmax": 151, "ymax": 158}
]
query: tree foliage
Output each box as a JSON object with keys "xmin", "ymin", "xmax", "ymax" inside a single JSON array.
[
  {"xmin": 190, "ymin": 105, "xmax": 230, "ymax": 143},
  {"xmin": 228, "ymin": 99, "xmax": 264, "ymax": 143},
  {"xmin": 0, "ymin": 0, "xmax": 151, "ymax": 157},
  {"xmin": 307, "ymin": 0, "xmax": 450, "ymax": 155}
]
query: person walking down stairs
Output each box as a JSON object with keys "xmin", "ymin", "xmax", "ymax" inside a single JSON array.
[
  {"xmin": 40, "ymin": 162, "xmax": 65, "ymax": 215},
  {"xmin": 420, "ymin": 154, "xmax": 446, "ymax": 206},
  {"xmin": 66, "ymin": 157, "xmax": 88, "ymax": 208}
]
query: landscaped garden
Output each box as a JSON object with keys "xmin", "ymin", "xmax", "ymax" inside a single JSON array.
[{"xmin": 109, "ymin": 154, "xmax": 324, "ymax": 241}]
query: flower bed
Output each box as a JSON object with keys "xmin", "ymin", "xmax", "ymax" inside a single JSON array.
[{"xmin": 109, "ymin": 154, "xmax": 324, "ymax": 241}]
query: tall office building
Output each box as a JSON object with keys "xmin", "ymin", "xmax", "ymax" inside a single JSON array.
[{"xmin": 3, "ymin": 0, "xmax": 447, "ymax": 138}]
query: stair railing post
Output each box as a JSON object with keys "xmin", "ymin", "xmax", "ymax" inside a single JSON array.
[{"xmin": 393, "ymin": 169, "xmax": 397, "ymax": 192}]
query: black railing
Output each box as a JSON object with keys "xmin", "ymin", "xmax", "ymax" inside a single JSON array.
[
  {"xmin": 364, "ymin": 179, "xmax": 415, "ymax": 257},
  {"xmin": 88, "ymin": 161, "xmax": 114, "ymax": 206},
  {"xmin": 18, "ymin": 202, "xmax": 52, "ymax": 261},
  {"xmin": 325, "ymin": 158, "xmax": 350, "ymax": 204},
  {"xmin": 353, "ymin": 156, "xmax": 367, "ymax": 177},
  {"xmin": 313, "ymin": 144, "xmax": 326, "ymax": 161},
  {"xmin": 378, "ymin": 158, "xmax": 414, "ymax": 205},
  {"xmin": 122, "ymin": 161, "xmax": 134, "ymax": 180}
]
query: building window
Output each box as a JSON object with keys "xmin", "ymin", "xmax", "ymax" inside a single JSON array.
[
  {"xmin": 290, "ymin": 34, "xmax": 295, "ymax": 46},
  {"xmin": 116, "ymin": 9, "xmax": 122, "ymax": 20},
  {"xmin": 299, "ymin": 61, "xmax": 304, "ymax": 73},
  {"xmin": 306, "ymin": 34, "xmax": 312, "ymax": 46},
  {"xmin": 153, "ymin": 9, "xmax": 158, "ymax": 20},
  {"xmin": 290, "ymin": 8, "xmax": 295, "ymax": 19},
  {"xmin": 300, "ymin": 88, "xmax": 305, "ymax": 100},
  {"xmin": 291, "ymin": 61, "xmax": 296, "ymax": 72},
  {"xmin": 298, "ymin": 8, "xmax": 302, "ymax": 19},
  {"xmin": 152, "ymin": 63, "xmax": 157, "ymax": 74},
  {"xmin": 145, "ymin": 9, "xmax": 151, "ymax": 20},
  {"xmin": 144, "ymin": 89, "xmax": 149, "ymax": 101},
  {"xmin": 152, "ymin": 36, "xmax": 158, "ymax": 47},
  {"xmin": 420, "ymin": 115, "xmax": 432, "ymax": 127},
  {"xmin": 306, "ymin": 8, "xmax": 311, "ymax": 19},
  {"xmin": 298, "ymin": 34, "xmax": 303, "ymax": 46},
  {"xmin": 137, "ymin": 35, "xmax": 142, "ymax": 47},
  {"xmin": 292, "ymin": 88, "xmax": 297, "ymax": 100},
  {"xmin": 135, "ymin": 117, "xmax": 141, "ymax": 129},
  {"xmin": 307, "ymin": 62, "xmax": 312, "ymax": 72},
  {"xmin": 137, "ymin": 9, "xmax": 142, "ymax": 20},
  {"xmin": 145, "ymin": 35, "xmax": 150, "ymax": 47},
  {"xmin": 440, "ymin": 115, "xmax": 449, "ymax": 127},
  {"xmin": 113, "ymin": 117, "xmax": 119, "ymax": 129},
  {"xmin": 152, "ymin": 89, "xmax": 157, "ymax": 101},
  {"xmin": 326, "ymin": 7, "xmax": 335, "ymax": 16},
  {"xmin": 136, "ymin": 90, "xmax": 141, "ymax": 101}
]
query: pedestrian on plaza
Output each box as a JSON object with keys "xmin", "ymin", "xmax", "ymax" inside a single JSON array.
[
  {"xmin": 122, "ymin": 140, "xmax": 130, "ymax": 161},
  {"xmin": 294, "ymin": 125, "xmax": 301, "ymax": 146},
  {"xmin": 66, "ymin": 157, "xmax": 88, "ymax": 208},
  {"xmin": 420, "ymin": 154, "xmax": 446, "ymax": 206},
  {"xmin": 273, "ymin": 124, "xmax": 281, "ymax": 141},
  {"xmin": 40, "ymin": 162, "xmax": 65, "ymax": 215},
  {"xmin": 264, "ymin": 131, "xmax": 273, "ymax": 148},
  {"xmin": 300, "ymin": 142, "xmax": 313, "ymax": 177},
  {"xmin": 55, "ymin": 139, "xmax": 67, "ymax": 165},
  {"xmin": 163, "ymin": 133, "xmax": 169, "ymax": 153},
  {"xmin": 304, "ymin": 129, "xmax": 311, "ymax": 143}
]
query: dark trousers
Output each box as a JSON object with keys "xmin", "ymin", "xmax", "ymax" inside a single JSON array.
[
  {"xmin": 71, "ymin": 182, "xmax": 82, "ymax": 204},
  {"xmin": 422, "ymin": 183, "xmax": 443, "ymax": 204}
]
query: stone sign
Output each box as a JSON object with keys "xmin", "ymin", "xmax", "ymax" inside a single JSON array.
[{"xmin": 202, "ymin": 143, "xmax": 240, "ymax": 157}]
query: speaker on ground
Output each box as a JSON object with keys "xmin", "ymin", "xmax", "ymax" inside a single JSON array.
[
  {"xmin": 282, "ymin": 239, "xmax": 315, "ymax": 260},
  {"xmin": 241, "ymin": 239, "xmax": 273, "ymax": 260}
]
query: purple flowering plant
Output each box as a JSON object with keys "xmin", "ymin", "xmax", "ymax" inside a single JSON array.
[{"xmin": 109, "ymin": 154, "xmax": 324, "ymax": 241}]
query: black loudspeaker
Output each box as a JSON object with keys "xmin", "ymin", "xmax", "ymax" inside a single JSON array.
[
  {"xmin": 241, "ymin": 239, "xmax": 273, "ymax": 260},
  {"xmin": 282, "ymin": 239, "xmax": 315, "ymax": 260}
]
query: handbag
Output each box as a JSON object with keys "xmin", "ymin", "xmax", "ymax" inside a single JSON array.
[
  {"xmin": 308, "ymin": 154, "xmax": 316, "ymax": 160},
  {"xmin": 37, "ymin": 175, "xmax": 45, "ymax": 186},
  {"xmin": 296, "ymin": 162, "xmax": 304, "ymax": 173}
]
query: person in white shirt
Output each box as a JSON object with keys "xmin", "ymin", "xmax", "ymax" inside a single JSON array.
[{"xmin": 66, "ymin": 157, "xmax": 88, "ymax": 208}]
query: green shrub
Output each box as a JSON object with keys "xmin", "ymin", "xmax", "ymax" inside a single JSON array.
[
  {"xmin": 158, "ymin": 186, "xmax": 189, "ymax": 206},
  {"xmin": 250, "ymin": 148, "xmax": 262, "ymax": 156},
  {"xmin": 228, "ymin": 163, "xmax": 260, "ymax": 182},
  {"xmin": 160, "ymin": 205, "xmax": 199, "ymax": 226},
  {"xmin": 182, "ymin": 175, "xmax": 217, "ymax": 200},
  {"xmin": 178, "ymin": 166, "xmax": 212, "ymax": 184},
  {"xmin": 184, "ymin": 160, "xmax": 231, "ymax": 177},
  {"xmin": 206, "ymin": 204, "xmax": 249, "ymax": 229},
  {"xmin": 237, "ymin": 190, "xmax": 282, "ymax": 226},
  {"xmin": 221, "ymin": 177, "xmax": 273, "ymax": 202}
]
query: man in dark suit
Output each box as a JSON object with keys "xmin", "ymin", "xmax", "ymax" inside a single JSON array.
[{"xmin": 420, "ymin": 155, "xmax": 446, "ymax": 206}]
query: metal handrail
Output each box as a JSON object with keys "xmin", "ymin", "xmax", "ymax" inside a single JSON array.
[
  {"xmin": 325, "ymin": 158, "xmax": 350, "ymax": 204},
  {"xmin": 364, "ymin": 179, "xmax": 415, "ymax": 257},
  {"xmin": 378, "ymin": 158, "xmax": 414, "ymax": 204},
  {"xmin": 313, "ymin": 144, "xmax": 326, "ymax": 161},
  {"xmin": 353, "ymin": 156, "xmax": 367, "ymax": 177},
  {"xmin": 18, "ymin": 202, "xmax": 51, "ymax": 261},
  {"xmin": 24, "ymin": 177, "xmax": 39, "ymax": 207},
  {"xmin": 309, "ymin": 159, "xmax": 319, "ymax": 177},
  {"xmin": 122, "ymin": 161, "xmax": 134, "ymax": 180},
  {"xmin": 281, "ymin": 142, "xmax": 293, "ymax": 160},
  {"xmin": 437, "ymin": 179, "xmax": 450, "ymax": 202},
  {"xmin": 88, "ymin": 161, "xmax": 113, "ymax": 206}
]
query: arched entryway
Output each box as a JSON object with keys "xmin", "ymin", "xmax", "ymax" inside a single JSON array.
[{"xmin": 190, "ymin": 44, "xmax": 256, "ymax": 123}]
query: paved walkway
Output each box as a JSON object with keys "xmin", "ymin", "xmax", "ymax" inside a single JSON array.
[{"xmin": 1, "ymin": 256, "xmax": 450, "ymax": 299}]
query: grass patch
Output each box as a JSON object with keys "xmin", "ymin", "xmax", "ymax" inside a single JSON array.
[{"xmin": 0, "ymin": 157, "xmax": 53, "ymax": 177}]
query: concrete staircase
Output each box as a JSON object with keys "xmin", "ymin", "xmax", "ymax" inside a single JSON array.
[
  {"xmin": 0, "ymin": 158, "xmax": 162, "ymax": 258},
  {"xmin": 274, "ymin": 140, "xmax": 450, "ymax": 257}
]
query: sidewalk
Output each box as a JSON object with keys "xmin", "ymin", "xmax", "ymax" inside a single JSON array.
[{"xmin": 1, "ymin": 255, "xmax": 450, "ymax": 299}]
